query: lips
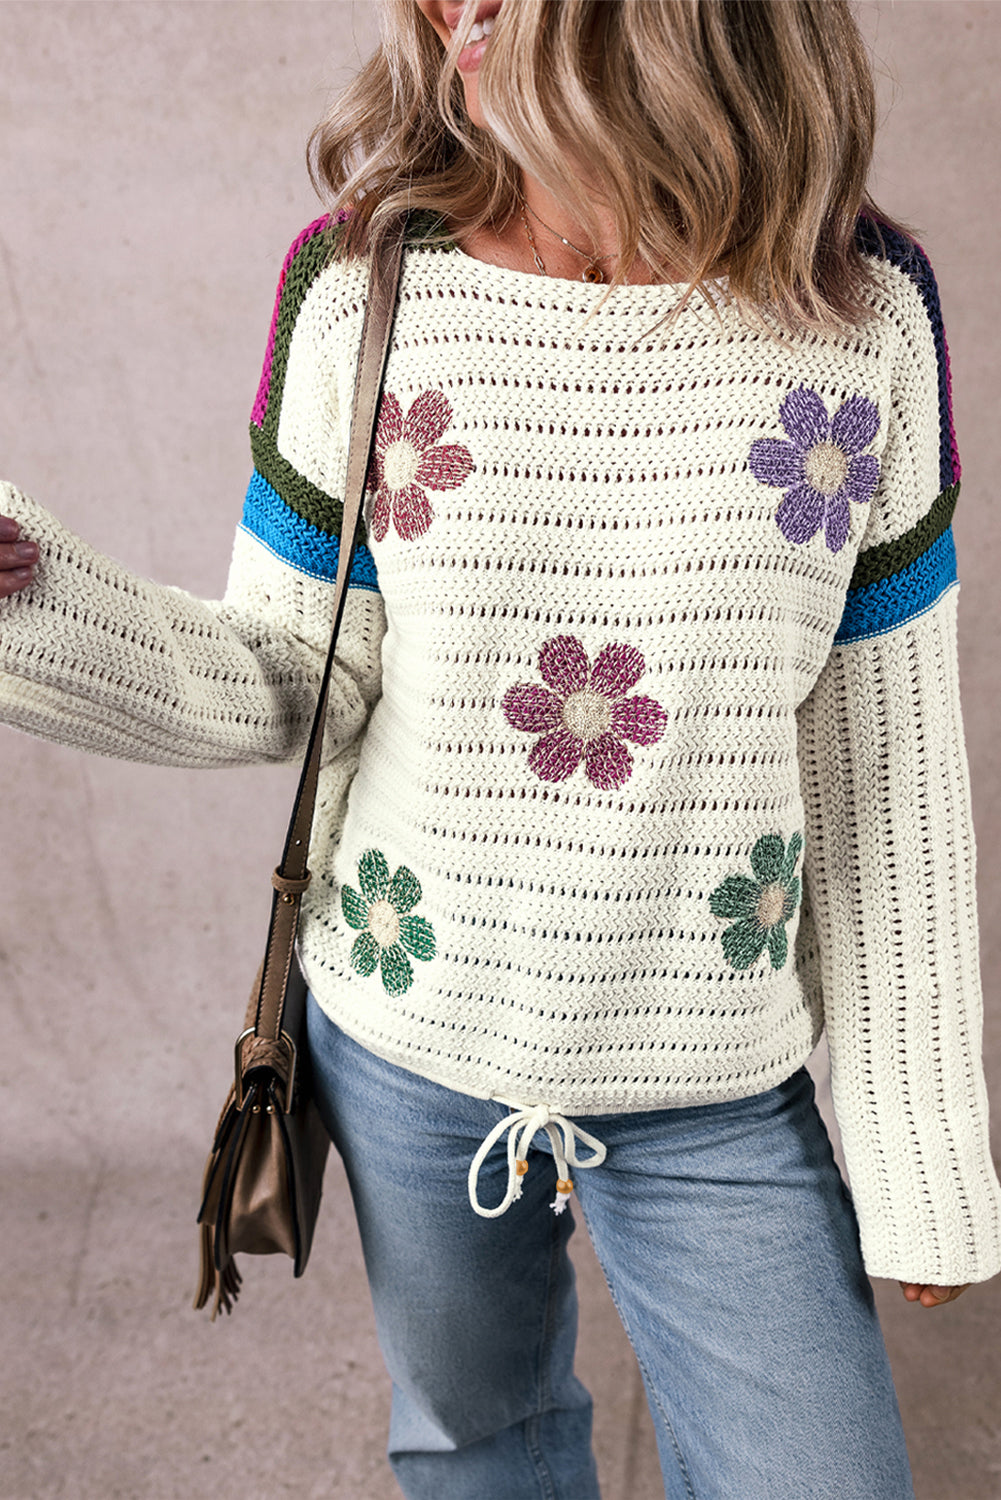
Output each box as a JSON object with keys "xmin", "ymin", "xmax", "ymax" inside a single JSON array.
[
  {"xmin": 444, "ymin": 0, "xmax": 501, "ymax": 64},
  {"xmin": 442, "ymin": 0, "xmax": 504, "ymax": 30}
]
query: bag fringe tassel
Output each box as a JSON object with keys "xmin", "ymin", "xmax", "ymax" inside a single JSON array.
[{"xmin": 193, "ymin": 1222, "xmax": 243, "ymax": 1321}]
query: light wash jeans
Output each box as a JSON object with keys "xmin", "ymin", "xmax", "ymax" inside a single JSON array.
[{"xmin": 306, "ymin": 993, "xmax": 915, "ymax": 1500}]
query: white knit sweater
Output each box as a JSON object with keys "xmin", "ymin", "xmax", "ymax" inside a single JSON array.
[{"xmin": 2, "ymin": 210, "xmax": 999, "ymax": 1285}]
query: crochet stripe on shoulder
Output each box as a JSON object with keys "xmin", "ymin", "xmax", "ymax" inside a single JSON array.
[
  {"xmin": 834, "ymin": 216, "xmax": 961, "ymax": 645},
  {"xmin": 251, "ymin": 213, "xmax": 345, "ymax": 432},
  {"xmin": 855, "ymin": 214, "xmax": 960, "ymax": 493}
]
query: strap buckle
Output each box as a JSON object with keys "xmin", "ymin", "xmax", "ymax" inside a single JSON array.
[{"xmin": 233, "ymin": 1025, "xmax": 298, "ymax": 1114}]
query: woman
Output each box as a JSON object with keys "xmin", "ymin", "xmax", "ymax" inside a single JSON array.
[{"xmin": 1, "ymin": 2, "xmax": 998, "ymax": 1496}]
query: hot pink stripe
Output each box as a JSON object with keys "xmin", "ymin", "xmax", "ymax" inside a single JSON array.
[
  {"xmin": 940, "ymin": 323, "xmax": 961, "ymax": 483},
  {"xmin": 251, "ymin": 211, "xmax": 350, "ymax": 429}
]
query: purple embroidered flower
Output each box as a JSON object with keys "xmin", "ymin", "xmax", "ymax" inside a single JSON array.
[
  {"xmin": 748, "ymin": 386, "xmax": 880, "ymax": 554},
  {"xmin": 502, "ymin": 635, "xmax": 667, "ymax": 791},
  {"xmin": 367, "ymin": 389, "xmax": 474, "ymax": 542}
]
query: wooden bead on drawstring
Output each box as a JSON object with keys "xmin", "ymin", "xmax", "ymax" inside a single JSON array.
[{"xmin": 551, "ymin": 1177, "xmax": 574, "ymax": 1215}]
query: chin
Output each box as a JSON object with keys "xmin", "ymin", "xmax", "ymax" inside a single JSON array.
[{"xmin": 459, "ymin": 78, "xmax": 484, "ymax": 130}]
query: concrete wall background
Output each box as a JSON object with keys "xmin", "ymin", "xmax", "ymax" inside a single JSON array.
[{"xmin": 1, "ymin": 4, "xmax": 999, "ymax": 1497}]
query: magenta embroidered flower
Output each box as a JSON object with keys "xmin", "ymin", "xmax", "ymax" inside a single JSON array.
[
  {"xmin": 367, "ymin": 389, "xmax": 473, "ymax": 542},
  {"xmin": 748, "ymin": 386, "xmax": 880, "ymax": 554},
  {"xmin": 503, "ymin": 635, "xmax": 667, "ymax": 790}
]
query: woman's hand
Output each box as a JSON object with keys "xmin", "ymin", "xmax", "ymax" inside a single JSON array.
[
  {"xmin": 0, "ymin": 514, "xmax": 38, "ymax": 596},
  {"xmin": 899, "ymin": 1281, "xmax": 970, "ymax": 1307}
]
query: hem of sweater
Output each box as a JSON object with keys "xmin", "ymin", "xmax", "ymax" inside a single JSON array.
[
  {"xmin": 300, "ymin": 952, "xmax": 822, "ymax": 1118},
  {"xmin": 859, "ymin": 1243, "xmax": 1001, "ymax": 1288}
]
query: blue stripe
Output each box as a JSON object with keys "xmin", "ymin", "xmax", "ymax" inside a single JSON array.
[
  {"xmin": 834, "ymin": 525, "xmax": 957, "ymax": 644},
  {"xmin": 240, "ymin": 470, "xmax": 379, "ymax": 592}
]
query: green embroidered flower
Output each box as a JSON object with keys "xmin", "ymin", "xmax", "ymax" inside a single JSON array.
[
  {"xmin": 708, "ymin": 832, "xmax": 803, "ymax": 971},
  {"xmin": 341, "ymin": 849, "xmax": 436, "ymax": 996}
]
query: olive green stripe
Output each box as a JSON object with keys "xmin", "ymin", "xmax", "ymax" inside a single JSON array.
[
  {"xmin": 849, "ymin": 484, "xmax": 958, "ymax": 590},
  {"xmin": 250, "ymin": 425, "xmax": 366, "ymax": 545},
  {"xmin": 261, "ymin": 222, "xmax": 345, "ymax": 443},
  {"xmin": 260, "ymin": 209, "xmax": 454, "ymax": 450},
  {"xmin": 405, "ymin": 208, "xmax": 458, "ymax": 251},
  {"xmin": 252, "ymin": 208, "xmax": 457, "ymax": 538}
]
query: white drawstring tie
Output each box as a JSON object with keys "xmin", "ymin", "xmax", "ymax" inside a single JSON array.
[{"xmin": 467, "ymin": 1102, "xmax": 608, "ymax": 1219}]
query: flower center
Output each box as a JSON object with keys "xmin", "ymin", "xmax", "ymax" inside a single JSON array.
[
  {"xmin": 561, "ymin": 688, "xmax": 613, "ymax": 741},
  {"xmin": 383, "ymin": 439, "xmax": 420, "ymax": 493},
  {"xmin": 803, "ymin": 441, "xmax": 849, "ymax": 496},
  {"xmin": 756, "ymin": 883, "xmax": 788, "ymax": 928},
  {"xmin": 367, "ymin": 898, "xmax": 401, "ymax": 948}
]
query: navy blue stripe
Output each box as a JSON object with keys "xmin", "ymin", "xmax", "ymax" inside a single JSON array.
[
  {"xmin": 855, "ymin": 217, "xmax": 957, "ymax": 493},
  {"xmin": 834, "ymin": 524, "xmax": 957, "ymax": 644},
  {"xmin": 240, "ymin": 470, "xmax": 379, "ymax": 591}
]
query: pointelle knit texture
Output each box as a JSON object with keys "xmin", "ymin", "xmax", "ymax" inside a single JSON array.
[{"xmin": 1, "ymin": 208, "xmax": 999, "ymax": 1284}]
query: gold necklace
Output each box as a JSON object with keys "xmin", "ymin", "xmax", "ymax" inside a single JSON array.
[{"xmin": 518, "ymin": 197, "xmax": 612, "ymax": 284}]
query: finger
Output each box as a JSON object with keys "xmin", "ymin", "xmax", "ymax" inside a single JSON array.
[
  {"xmin": 0, "ymin": 540, "xmax": 38, "ymax": 569},
  {"xmin": 899, "ymin": 1283, "xmax": 923, "ymax": 1301},
  {"xmin": 919, "ymin": 1284, "xmax": 966, "ymax": 1307},
  {"xmin": 0, "ymin": 566, "xmax": 35, "ymax": 597},
  {"xmin": 0, "ymin": 515, "xmax": 21, "ymax": 541}
]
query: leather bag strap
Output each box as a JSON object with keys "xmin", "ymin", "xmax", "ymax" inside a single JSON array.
[{"xmin": 250, "ymin": 212, "xmax": 407, "ymax": 1048}]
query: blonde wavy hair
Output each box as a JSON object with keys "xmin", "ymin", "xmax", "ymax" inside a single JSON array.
[{"xmin": 309, "ymin": 0, "xmax": 915, "ymax": 340}]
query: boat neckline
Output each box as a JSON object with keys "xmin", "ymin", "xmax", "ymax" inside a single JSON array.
[{"xmin": 407, "ymin": 209, "xmax": 707, "ymax": 297}]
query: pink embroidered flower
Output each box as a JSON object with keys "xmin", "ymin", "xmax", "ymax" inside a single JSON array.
[
  {"xmin": 367, "ymin": 389, "xmax": 473, "ymax": 542},
  {"xmin": 503, "ymin": 635, "xmax": 668, "ymax": 790}
]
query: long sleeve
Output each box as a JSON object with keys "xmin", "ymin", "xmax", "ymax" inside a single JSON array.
[
  {"xmin": 796, "ymin": 234, "xmax": 1001, "ymax": 1284},
  {"xmin": 0, "ymin": 216, "xmax": 385, "ymax": 771}
]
